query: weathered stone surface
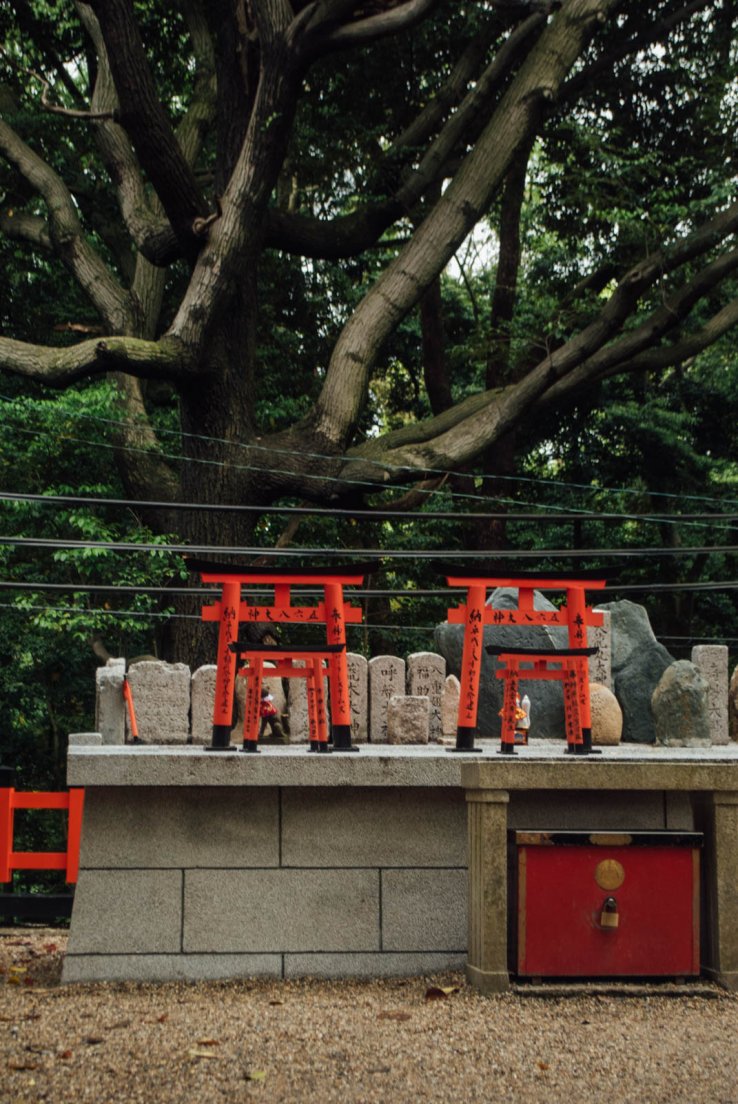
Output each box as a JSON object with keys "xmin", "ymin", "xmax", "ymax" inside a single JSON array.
[
  {"xmin": 191, "ymin": 665, "xmax": 216, "ymax": 745},
  {"xmin": 589, "ymin": 610, "xmax": 612, "ymax": 690},
  {"xmin": 590, "ymin": 681, "xmax": 622, "ymax": 746},
  {"xmin": 368, "ymin": 655, "xmax": 405, "ymax": 743},
  {"xmin": 95, "ymin": 660, "xmax": 126, "ymax": 745},
  {"xmin": 730, "ymin": 666, "xmax": 738, "ymax": 742},
  {"xmin": 407, "ymin": 652, "xmax": 446, "ymax": 740},
  {"xmin": 125, "ymin": 660, "xmax": 191, "ymax": 743},
  {"xmin": 652, "ymin": 660, "xmax": 711, "ymax": 747},
  {"xmin": 382, "ymin": 868, "xmax": 467, "ymax": 951},
  {"xmin": 68, "ymin": 733, "xmax": 102, "ymax": 746},
  {"xmin": 692, "ymin": 645, "xmax": 729, "ymax": 745},
  {"xmin": 347, "ymin": 652, "xmax": 368, "ymax": 743},
  {"xmin": 386, "ymin": 695, "xmax": 430, "ymax": 744},
  {"xmin": 441, "ymin": 674, "xmax": 461, "ymax": 738},
  {"xmin": 435, "ymin": 588, "xmax": 569, "ymax": 740},
  {"xmin": 597, "ymin": 600, "xmax": 675, "ymax": 744}
]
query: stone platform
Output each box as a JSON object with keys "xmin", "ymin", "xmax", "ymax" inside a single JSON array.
[{"xmin": 63, "ymin": 741, "xmax": 738, "ymax": 985}]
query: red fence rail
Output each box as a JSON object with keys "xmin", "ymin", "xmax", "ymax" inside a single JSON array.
[{"xmin": 0, "ymin": 787, "xmax": 85, "ymax": 885}]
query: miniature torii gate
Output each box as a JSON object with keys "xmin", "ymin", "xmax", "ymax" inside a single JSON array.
[
  {"xmin": 444, "ymin": 570, "xmax": 607, "ymax": 752},
  {"xmin": 188, "ymin": 559, "xmax": 372, "ymax": 751}
]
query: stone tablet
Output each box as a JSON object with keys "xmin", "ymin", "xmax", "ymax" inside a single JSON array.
[
  {"xmin": 386, "ymin": 694, "xmax": 430, "ymax": 744},
  {"xmin": 125, "ymin": 660, "xmax": 191, "ymax": 744},
  {"xmin": 692, "ymin": 644, "xmax": 729, "ymax": 745},
  {"xmin": 368, "ymin": 656, "xmax": 406, "ymax": 744},
  {"xmin": 191, "ymin": 665, "xmax": 217, "ymax": 745},
  {"xmin": 589, "ymin": 609, "xmax": 612, "ymax": 690},
  {"xmin": 347, "ymin": 653, "xmax": 368, "ymax": 743},
  {"xmin": 730, "ymin": 666, "xmax": 738, "ymax": 743},
  {"xmin": 407, "ymin": 652, "xmax": 446, "ymax": 741},
  {"xmin": 441, "ymin": 674, "xmax": 461, "ymax": 739},
  {"xmin": 95, "ymin": 659, "xmax": 126, "ymax": 745}
]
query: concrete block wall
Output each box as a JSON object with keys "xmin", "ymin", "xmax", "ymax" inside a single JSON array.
[
  {"xmin": 63, "ymin": 785, "xmax": 469, "ymax": 982},
  {"xmin": 62, "ymin": 774, "xmax": 689, "ymax": 983}
]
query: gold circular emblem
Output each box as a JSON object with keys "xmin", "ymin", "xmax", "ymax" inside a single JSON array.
[{"xmin": 595, "ymin": 859, "xmax": 625, "ymax": 891}]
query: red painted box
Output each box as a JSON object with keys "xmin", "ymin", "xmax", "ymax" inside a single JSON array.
[{"xmin": 515, "ymin": 831, "xmax": 701, "ymax": 978}]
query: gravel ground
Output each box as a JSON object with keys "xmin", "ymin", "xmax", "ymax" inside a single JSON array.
[{"xmin": 2, "ymin": 929, "xmax": 738, "ymax": 1104}]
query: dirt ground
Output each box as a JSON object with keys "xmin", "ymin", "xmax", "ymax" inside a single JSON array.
[{"xmin": 2, "ymin": 928, "xmax": 738, "ymax": 1103}]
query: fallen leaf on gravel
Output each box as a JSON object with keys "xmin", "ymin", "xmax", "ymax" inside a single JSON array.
[
  {"xmin": 377, "ymin": 1011, "xmax": 411, "ymax": 1022},
  {"xmin": 156, "ymin": 1013, "xmax": 169, "ymax": 1023},
  {"xmin": 105, "ymin": 1020, "xmax": 132, "ymax": 1031},
  {"xmin": 537, "ymin": 1061, "xmax": 550, "ymax": 1071},
  {"xmin": 58, "ymin": 1050, "xmax": 73, "ymax": 1061},
  {"xmin": 188, "ymin": 1049, "xmax": 220, "ymax": 1061},
  {"xmin": 196, "ymin": 1038, "xmax": 220, "ymax": 1047},
  {"xmin": 244, "ymin": 1070, "xmax": 267, "ymax": 1082},
  {"xmin": 269, "ymin": 1000, "xmax": 284, "ymax": 1006},
  {"xmin": 42, "ymin": 943, "xmax": 58, "ymax": 953},
  {"xmin": 425, "ymin": 985, "xmax": 460, "ymax": 1000},
  {"xmin": 8, "ymin": 1059, "xmax": 38, "ymax": 1071},
  {"xmin": 85, "ymin": 1036, "xmax": 104, "ymax": 1045}
]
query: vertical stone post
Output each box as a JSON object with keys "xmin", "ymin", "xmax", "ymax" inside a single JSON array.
[
  {"xmin": 465, "ymin": 788, "xmax": 510, "ymax": 994},
  {"xmin": 692, "ymin": 645, "xmax": 729, "ymax": 745},
  {"xmin": 368, "ymin": 656, "xmax": 405, "ymax": 743},
  {"xmin": 702, "ymin": 791, "xmax": 738, "ymax": 990},
  {"xmin": 407, "ymin": 652, "xmax": 446, "ymax": 742},
  {"xmin": 347, "ymin": 653, "xmax": 368, "ymax": 743}
]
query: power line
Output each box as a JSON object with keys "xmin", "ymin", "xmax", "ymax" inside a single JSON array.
[
  {"xmin": 2, "ymin": 490, "xmax": 737, "ymax": 528},
  {"xmin": 3, "ymin": 393, "xmax": 738, "ymax": 510},
  {"xmin": 1, "ymin": 579, "xmax": 737, "ymax": 596},
  {"xmin": 2, "ymin": 534, "xmax": 738, "ymax": 558}
]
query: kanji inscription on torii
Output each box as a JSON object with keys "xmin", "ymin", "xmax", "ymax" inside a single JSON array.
[
  {"xmin": 187, "ymin": 559, "xmax": 375, "ymax": 751},
  {"xmin": 444, "ymin": 569, "xmax": 607, "ymax": 752}
]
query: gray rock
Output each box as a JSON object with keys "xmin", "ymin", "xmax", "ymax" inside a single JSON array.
[
  {"xmin": 347, "ymin": 653, "xmax": 368, "ymax": 743},
  {"xmin": 406, "ymin": 653, "xmax": 446, "ymax": 741},
  {"xmin": 652, "ymin": 660, "xmax": 711, "ymax": 747},
  {"xmin": 597, "ymin": 600, "xmax": 675, "ymax": 744},
  {"xmin": 95, "ymin": 664, "xmax": 126, "ymax": 745},
  {"xmin": 125, "ymin": 660, "xmax": 191, "ymax": 744},
  {"xmin": 441, "ymin": 674, "xmax": 461, "ymax": 738},
  {"xmin": 386, "ymin": 695, "xmax": 430, "ymax": 745},
  {"xmin": 435, "ymin": 588, "xmax": 569, "ymax": 740}
]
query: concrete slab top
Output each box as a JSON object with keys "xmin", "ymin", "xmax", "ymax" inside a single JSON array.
[{"xmin": 67, "ymin": 739, "xmax": 738, "ymax": 789}]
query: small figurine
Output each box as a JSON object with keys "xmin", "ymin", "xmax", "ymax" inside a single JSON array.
[
  {"xmin": 516, "ymin": 693, "xmax": 531, "ymax": 745},
  {"xmin": 259, "ymin": 688, "xmax": 286, "ymax": 743}
]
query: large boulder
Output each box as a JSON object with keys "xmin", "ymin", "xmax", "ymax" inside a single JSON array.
[
  {"xmin": 434, "ymin": 587, "xmax": 569, "ymax": 739},
  {"xmin": 596, "ymin": 600, "xmax": 675, "ymax": 744},
  {"xmin": 652, "ymin": 661, "xmax": 710, "ymax": 747}
]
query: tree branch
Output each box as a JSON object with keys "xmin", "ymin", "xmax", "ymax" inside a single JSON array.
[
  {"xmin": 311, "ymin": 0, "xmax": 442, "ymax": 55},
  {"xmin": 0, "ymin": 117, "xmax": 135, "ymax": 332},
  {"xmin": 88, "ymin": 0, "xmax": 209, "ymax": 259},
  {"xmin": 268, "ymin": 11, "xmax": 546, "ymax": 258},
  {"xmin": 0, "ymin": 334, "xmax": 192, "ymax": 386},
  {"xmin": 0, "ymin": 206, "xmax": 52, "ymax": 251},
  {"xmin": 306, "ymin": 0, "xmax": 618, "ymax": 451}
]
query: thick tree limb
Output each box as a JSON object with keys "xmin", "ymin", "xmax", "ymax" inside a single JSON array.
[
  {"xmin": 307, "ymin": 0, "xmax": 619, "ymax": 451},
  {"xmin": 88, "ymin": 0, "xmax": 209, "ymax": 258},
  {"xmin": 268, "ymin": 11, "xmax": 546, "ymax": 258},
  {"xmin": 0, "ymin": 207, "xmax": 51, "ymax": 251},
  {"xmin": 0, "ymin": 117, "xmax": 135, "ymax": 333},
  {"xmin": 0, "ymin": 334, "xmax": 192, "ymax": 386},
  {"xmin": 309, "ymin": 0, "xmax": 441, "ymax": 55}
]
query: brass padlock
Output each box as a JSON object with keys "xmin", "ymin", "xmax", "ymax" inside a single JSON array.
[{"xmin": 600, "ymin": 896, "xmax": 619, "ymax": 929}]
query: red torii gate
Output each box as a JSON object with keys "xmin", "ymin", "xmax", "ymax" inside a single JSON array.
[
  {"xmin": 445, "ymin": 570, "xmax": 607, "ymax": 752},
  {"xmin": 188, "ymin": 560, "xmax": 373, "ymax": 751}
]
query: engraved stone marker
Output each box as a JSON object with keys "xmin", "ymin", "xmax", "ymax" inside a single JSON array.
[
  {"xmin": 589, "ymin": 609, "xmax": 612, "ymax": 690},
  {"xmin": 125, "ymin": 660, "xmax": 191, "ymax": 744},
  {"xmin": 441, "ymin": 674, "xmax": 461, "ymax": 739},
  {"xmin": 692, "ymin": 644, "xmax": 729, "ymax": 745},
  {"xmin": 191, "ymin": 665, "xmax": 217, "ymax": 745},
  {"xmin": 347, "ymin": 652, "xmax": 368, "ymax": 743},
  {"xmin": 407, "ymin": 652, "xmax": 446, "ymax": 741},
  {"xmin": 368, "ymin": 655, "xmax": 406, "ymax": 743}
]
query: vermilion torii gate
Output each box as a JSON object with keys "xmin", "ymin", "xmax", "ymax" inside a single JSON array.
[
  {"xmin": 188, "ymin": 560, "xmax": 374, "ymax": 751},
  {"xmin": 444, "ymin": 569, "xmax": 607, "ymax": 752}
]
